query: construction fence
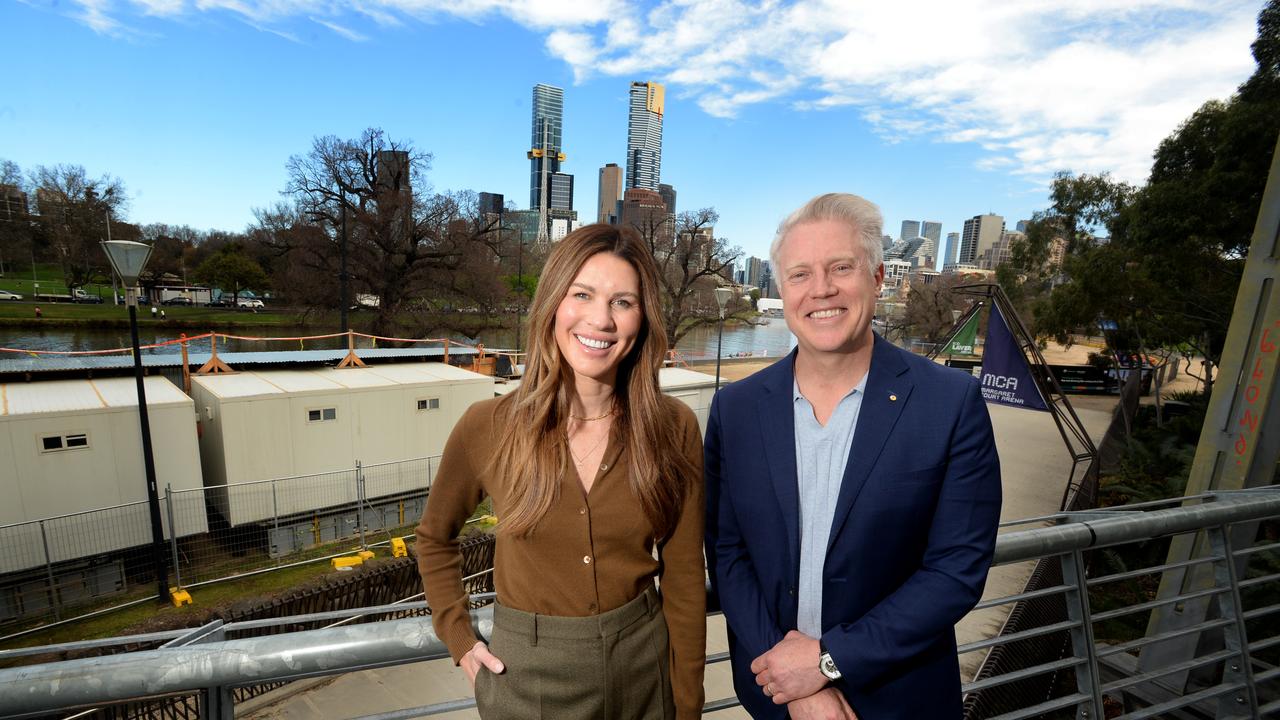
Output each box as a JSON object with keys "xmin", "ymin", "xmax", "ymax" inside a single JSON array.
[{"xmin": 0, "ymin": 455, "xmax": 443, "ymax": 635}]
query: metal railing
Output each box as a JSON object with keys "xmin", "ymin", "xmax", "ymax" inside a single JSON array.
[
  {"xmin": 0, "ymin": 455, "xmax": 441, "ymax": 635},
  {"xmin": 1, "ymin": 488, "xmax": 1277, "ymax": 719}
]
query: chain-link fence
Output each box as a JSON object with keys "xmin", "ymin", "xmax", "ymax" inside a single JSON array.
[{"xmin": 0, "ymin": 455, "xmax": 442, "ymax": 634}]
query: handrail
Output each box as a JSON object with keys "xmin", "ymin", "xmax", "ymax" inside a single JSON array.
[{"xmin": 1, "ymin": 488, "xmax": 1277, "ymax": 718}]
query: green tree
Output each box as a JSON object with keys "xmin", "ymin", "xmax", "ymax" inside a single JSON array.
[
  {"xmin": 195, "ymin": 246, "xmax": 269, "ymax": 306},
  {"xmin": 1008, "ymin": 0, "xmax": 1280, "ymax": 389}
]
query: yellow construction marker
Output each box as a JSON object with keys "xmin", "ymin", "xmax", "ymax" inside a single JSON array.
[
  {"xmin": 390, "ymin": 537, "xmax": 408, "ymax": 557},
  {"xmin": 331, "ymin": 555, "xmax": 364, "ymax": 570},
  {"xmin": 358, "ymin": 550, "xmax": 375, "ymax": 561},
  {"xmin": 170, "ymin": 587, "xmax": 193, "ymax": 607}
]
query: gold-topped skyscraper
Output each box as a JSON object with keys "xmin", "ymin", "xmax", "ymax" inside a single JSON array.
[{"xmin": 626, "ymin": 81, "xmax": 664, "ymax": 191}]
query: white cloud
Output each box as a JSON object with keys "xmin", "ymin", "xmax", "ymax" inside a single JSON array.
[
  {"xmin": 311, "ymin": 16, "xmax": 368, "ymax": 41},
  {"xmin": 60, "ymin": 0, "xmax": 1263, "ymax": 183}
]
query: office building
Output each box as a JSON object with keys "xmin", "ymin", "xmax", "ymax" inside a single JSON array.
[
  {"xmin": 958, "ymin": 214, "xmax": 1005, "ymax": 265},
  {"xmin": 597, "ymin": 164, "xmax": 623, "ymax": 224},
  {"xmin": 529, "ymin": 84, "xmax": 565, "ymax": 210},
  {"xmin": 945, "ymin": 232, "xmax": 960, "ymax": 267},
  {"xmin": 619, "ymin": 187, "xmax": 669, "ymax": 239},
  {"xmin": 745, "ymin": 256, "xmax": 764, "ymax": 289},
  {"xmin": 626, "ymin": 81, "xmax": 664, "ymax": 191},
  {"xmin": 921, "ymin": 221, "xmax": 941, "ymax": 243},
  {"xmin": 1, "ymin": 185, "xmax": 28, "ymax": 220},
  {"xmin": 658, "ymin": 183, "xmax": 676, "ymax": 217},
  {"xmin": 900, "ymin": 220, "xmax": 920, "ymax": 243}
]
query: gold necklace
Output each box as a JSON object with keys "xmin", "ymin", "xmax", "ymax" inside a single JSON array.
[
  {"xmin": 570, "ymin": 401, "xmax": 616, "ymax": 422},
  {"xmin": 569, "ymin": 427, "xmax": 610, "ymax": 466}
]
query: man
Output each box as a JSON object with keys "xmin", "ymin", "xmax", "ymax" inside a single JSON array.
[{"xmin": 705, "ymin": 193, "xmax": 1002, "ymax": 719}]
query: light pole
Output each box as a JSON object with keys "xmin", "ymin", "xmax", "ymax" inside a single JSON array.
[
  {"xmin": 101, "ymin": 239, "xmax": 169, "ymax": 605},
  {"xmin": 714, "ymin": 286, "xmax": 732, "ymax": 391}
]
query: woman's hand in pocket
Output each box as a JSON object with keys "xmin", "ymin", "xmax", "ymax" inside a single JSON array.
[{"xmin": 461, "ymin": 641, "xmax": 506, "ymax": 688}]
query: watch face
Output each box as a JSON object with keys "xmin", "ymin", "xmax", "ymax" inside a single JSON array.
[{"xmin": 820, "ymin": 653, "xmax": 839, "ymax": 679}]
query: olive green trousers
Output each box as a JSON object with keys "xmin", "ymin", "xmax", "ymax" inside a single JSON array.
[{"xmin": 475, "ymin": 585, "xmax": 674, "ymax": 719}]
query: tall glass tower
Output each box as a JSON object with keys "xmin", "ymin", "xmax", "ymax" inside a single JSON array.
[
  {"xmin": 529, "ymin": 84, "xmax": 565, "ymax": 209},
  {"xmin": 626, "ymin": 81, "xmax": 664, "ymax": 191}
]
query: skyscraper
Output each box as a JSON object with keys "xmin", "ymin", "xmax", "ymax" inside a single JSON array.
[
  {"xmin": 626, "ymin": 81, "xmax": 664, "ymax": 191},
  {"xmin": 529, "ymin": 84, "xmax": 565, "ymax": 210},
  {"xmin": 658, "ymin": 183, "xmax": 676, "ymax": 217},
  {"xmin": 945, "ymin": 232, "xmax": 960, "ymax": 267},
  {"xmin": 900, "ymin": 220, "xmax": 921, "ymax": 243},
  {"xmin": 958, "ymin": 214, "xmax": 1005, "ymax": 266},
  {"xmin": 598, "ymin": 163, "xmax": 623, "ymax": 224},
  {"xmin": 921, "ymin": 221, "xmax": 942, "ymax": 243}
]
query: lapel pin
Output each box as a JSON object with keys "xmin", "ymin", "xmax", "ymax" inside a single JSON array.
[{"xmin": 889, "ymin": 394, "xmax": 897, "ymax": 402}]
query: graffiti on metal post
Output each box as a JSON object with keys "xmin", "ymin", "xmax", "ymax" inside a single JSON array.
[{"xmin": 1234, "ymin": 322, "xmax": 1278, "ymax": 465}]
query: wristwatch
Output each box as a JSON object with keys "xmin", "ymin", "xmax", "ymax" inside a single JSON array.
[{"xmin": 819, "ymin": 640, "xmax": 842, "ymax": 681}]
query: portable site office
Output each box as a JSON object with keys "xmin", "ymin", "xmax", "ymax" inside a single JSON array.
[
  {"xmin": 492, "ymin": 367, "xmax": 721, "ymax": 434},
  {"xmin": 0, "ymin": 377, "xmax": 207, "ymax": 576},
  {"xmin": 190, "ymin": 362, "xmax": 495, "ymax": 527}
]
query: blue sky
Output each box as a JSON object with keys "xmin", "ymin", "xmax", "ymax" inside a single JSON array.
[{"xmin": 0, "ymin": 0, "xmax": 1263, "ymax": 263}]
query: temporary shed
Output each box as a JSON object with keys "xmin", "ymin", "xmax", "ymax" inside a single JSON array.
[
  {"xmin": 493, "ymin": 367, "xmax": 721, "ymax": 434},
  {"xmin": 190, "ymin": 362, "xmax": 494, "ymax": 526},
  {"xmin": 658, "ymin": 367, "xmax": 720, "ymax": 433},
  {"xmin": 0, "ymin": 376, "xmax": 206, "ymax": 575}
]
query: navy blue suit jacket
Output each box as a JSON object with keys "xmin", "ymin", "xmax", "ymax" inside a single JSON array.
[{"xmin": 705, "ymin": 335, "xmax": 1002, "ymax": 719}]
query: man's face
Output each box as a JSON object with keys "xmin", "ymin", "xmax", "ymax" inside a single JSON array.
[{"xmin": 778, "ymin": 219, "xmax": 884, "ymax": 359}]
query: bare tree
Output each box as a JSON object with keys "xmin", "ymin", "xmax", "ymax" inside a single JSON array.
[
  {"xmin": 29, "ymin": 164, "xmax": 129, "ymax": 290},
  {"xmin": 631, "ymin": 207, "xmax": 744, "ymax": 347},
  {"xmin": 263, "ymin": 128, "xmax": 497, "ymax": 334}
]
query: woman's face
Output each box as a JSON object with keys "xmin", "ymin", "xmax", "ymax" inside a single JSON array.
[{"xmin": 553, "ymin": 252, "xmax": 644, "ymax": 389}]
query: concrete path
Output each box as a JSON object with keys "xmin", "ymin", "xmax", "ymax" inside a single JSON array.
[{"xmin": 243, "ymin": 353, "xmax": 1130, "ymax": 719}]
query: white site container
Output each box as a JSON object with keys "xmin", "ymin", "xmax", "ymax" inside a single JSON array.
[
  {"xmin": 190, "ymin": 362, "xmax": 495, "ymax": 526},
  {"xmin": 658, "ymin": 367, "xmax": 720, "ymax": 434},
  {"xmin": 493, "ymin": 367, "xmax": 720, "ymax": 434},
  {"xmin": 0, "ymin": 377, "xmax": 206, "ymax": 575}
]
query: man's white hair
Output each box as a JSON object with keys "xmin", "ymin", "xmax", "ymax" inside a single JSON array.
[{"xmin": 770, "ymin": 193, "xmax": 884, "ymax": 278}]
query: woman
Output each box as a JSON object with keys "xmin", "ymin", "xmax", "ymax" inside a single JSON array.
[{"xmin": 416, "ymin": 223, "xmax": 706, "ymax": 719}]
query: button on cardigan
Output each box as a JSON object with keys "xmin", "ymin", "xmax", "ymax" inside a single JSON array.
[{"xmin": 416, "ymin": 394, "xmax": 707, "ymax": 717}]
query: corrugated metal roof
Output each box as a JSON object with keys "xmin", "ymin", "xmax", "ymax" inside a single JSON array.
[
  {"xmin": 494, "ymin": 368, "xmax": 718, "ymax": 397},
  {"xmin": 0, "ymin": 347, "xmax": 478, "ymax": 377},
  {"xmin": 191, "ymin": 362, "xmax": 488, "ymax": 400},
  {"xmin": 658, "ymin": 367, "xmax": 719, "ymax": 389},
  {"xmin": 1, "ymin": 376, "xmax": 189, "ymax": 417}
]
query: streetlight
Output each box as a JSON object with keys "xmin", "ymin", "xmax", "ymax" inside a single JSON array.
[
  {"xmin": 101, "ymin": 239, "xmax": 169, "ymax": 605},
  {"xmin": 714, "ymin": 286, "xmax": 733, "ymax": 391}
]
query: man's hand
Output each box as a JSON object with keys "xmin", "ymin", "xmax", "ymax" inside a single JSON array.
[
  {"xmin": 750, "ymin": 630, "xmax": 828, "ymax": 704},
  {"xmin": 787, "ymin": 687, "xmax": 859, "ymax": 720},
  {"xmin": 460, "ymin": 640, "xmax": 505, "ymax": 688}
]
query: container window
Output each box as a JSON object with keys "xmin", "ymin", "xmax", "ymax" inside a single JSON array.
[
  {"xmin": 417, "ymin": 398, "xmax": 440, "ymax": 411},
  {"xmin": 40, "ymin": 433, "xmax": 89, "ymax": 453},
  {"xmin": 308, "ymin": 407, "xmax": 337, "ymax": 423},
  {"xmin": 323, "ymin": 407, "xmax": 336, "ymax": 421}
]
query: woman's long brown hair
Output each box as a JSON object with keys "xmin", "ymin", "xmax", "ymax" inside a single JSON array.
[{"xmin": 490, "ymin": 223, "xmax": 696, "ymax": 539}]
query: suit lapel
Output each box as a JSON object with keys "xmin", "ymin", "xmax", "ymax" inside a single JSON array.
[
  {"xmin": 758, "ymin": 352, "xmax": 801, "ymax": 574},
  {"xmin": 826, "ymin": 336, "xmax": 914, "ymax": 553}
]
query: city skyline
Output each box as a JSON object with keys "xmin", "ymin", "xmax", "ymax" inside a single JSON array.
[{"xmin": 0, "ymin": 1, "xmax": 1264, "ymax": 261}]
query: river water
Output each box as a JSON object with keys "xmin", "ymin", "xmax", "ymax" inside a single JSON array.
[{"xmin": 0, "ymin": 318, "xmax": 797, "ymax": 361}]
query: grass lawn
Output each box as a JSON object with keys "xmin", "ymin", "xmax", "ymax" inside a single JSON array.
[{"xmin": 0, "ymin": 301, "xmax": 318, "ymax": 329}]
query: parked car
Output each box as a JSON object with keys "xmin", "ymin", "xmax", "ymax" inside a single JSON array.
[
  {"xmin": 73, "ymin": 289, "xmax": 104, "ymax": 304},
  {"xmin": 162, "ymin": 296, "xmax": 194, "ymax": 306},
  {"xmin": 0, "ymin": 290, "xmax": 22, "ymax": 301},
  {"xmin": 236, "ymin": 298, "xmax": 265, "ymax": 310}
]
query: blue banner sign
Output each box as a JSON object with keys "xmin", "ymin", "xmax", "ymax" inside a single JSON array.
[{"xmin": 979, "ymin": 304, "xmax": 1049, "ymax": 411}]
